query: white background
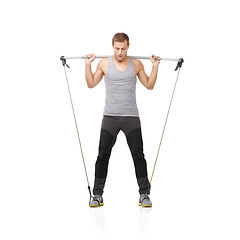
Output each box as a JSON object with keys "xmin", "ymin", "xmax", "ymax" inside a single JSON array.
[{"xmin": 0, "ymin": 0, "xmax": 240, "ymax": 239}]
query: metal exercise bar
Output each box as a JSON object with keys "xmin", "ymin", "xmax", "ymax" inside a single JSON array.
[{"xmin": 62, "ymin": 55, "xmax": 179, "ymax": 62}]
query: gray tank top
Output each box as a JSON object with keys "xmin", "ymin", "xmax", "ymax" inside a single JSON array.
[{"xmin": 103, "ymin": 56, "xmax": 139, "ymax": 116}]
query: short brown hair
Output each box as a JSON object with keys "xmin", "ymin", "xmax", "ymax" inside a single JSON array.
[{"xmin": 112, "ymin": 32, "xmax": 129, "ymax": 46}]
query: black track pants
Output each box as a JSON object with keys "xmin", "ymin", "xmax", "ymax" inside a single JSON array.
[{"xmin": 93, "ymin": 116, "xmax": 150, "ymax": 195}]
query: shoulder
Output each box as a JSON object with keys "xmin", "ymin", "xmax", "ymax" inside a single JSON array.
[
  {"xmin": 133, "ymin": 58, "xmax": 141, "ymax": 65},
  {"xmin": 133, "ymin": 58, "xmax": 144, "ymax": 69},
  {"xmin": 133, "ymin": 58, "xmax": 144, "ymax": 74},
  {"xmin": 97, "ymin": 57, "xmax": 109, "ymax": 75},
  {"xmin": 98, "ymin": 57, "xmax": 109, "ymax": 67}
]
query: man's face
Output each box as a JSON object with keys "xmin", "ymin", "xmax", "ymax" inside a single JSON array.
[{"xmin": 113, "ymin": 40, "xmax": 129, "ymax": 62}]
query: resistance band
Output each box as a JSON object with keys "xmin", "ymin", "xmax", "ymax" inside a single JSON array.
[{"xmin": 60, "ymin": 55, "xmax": 184, "ymax": 200}]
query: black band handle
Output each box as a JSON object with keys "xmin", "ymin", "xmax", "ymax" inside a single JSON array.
[
  {"xmin": 174, "ymin": 58, "xmax": 184, "ymax": 71},
  {"xmin": 60, "ymin": 56, "xmax": 70, "ymax": 68}
]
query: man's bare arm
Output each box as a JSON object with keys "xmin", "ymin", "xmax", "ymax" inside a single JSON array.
[
  {"xmin": 137, "ymin": 55, "xmax": 160, "ymax": 90},
  {"xmin": 85, "ymin": 54, "xmax": 104, "ymax": 88}
]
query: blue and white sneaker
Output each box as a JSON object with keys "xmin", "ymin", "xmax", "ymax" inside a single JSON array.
[
  {"xmin": 139, "ymin": 193, "xmax": 152, "ymax": 207},
  {"xmin": 89, "ymin": 195, "xmax": 104, "ymax": 207}
]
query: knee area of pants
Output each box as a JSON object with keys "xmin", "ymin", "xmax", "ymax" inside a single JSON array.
[
  {"xmin": 132, "ymin": 152, "xmax": 144, "ymax": 160},
  {"xmin": 97, "ymin": 151, "xmax": 111, "ymax": 161}
]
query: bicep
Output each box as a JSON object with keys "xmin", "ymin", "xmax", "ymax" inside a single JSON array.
[
  {"xmin": 93, "ymin": 62, "xmax": 104, "ymax": 87},
  {"xmin": 137, "ymin": 63, "xmax": 149, "ymax": 88}
]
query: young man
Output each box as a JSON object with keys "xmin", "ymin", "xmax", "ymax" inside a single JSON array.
[{"xmin": 85, "ymin": 33, "xmax": 160, "ymax": 207}]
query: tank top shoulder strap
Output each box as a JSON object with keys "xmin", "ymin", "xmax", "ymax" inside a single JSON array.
[
  {"xmin": 105, "ymin": 56, "xmax": 114, "ymax": 77},
  {"xmin": 128, "ymin": 57, "xmax": 136, "ymax": 75}
]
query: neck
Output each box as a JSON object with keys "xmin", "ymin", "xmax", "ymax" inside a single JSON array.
[{"xmin": 113, "ymin": 55, "xmax": 128, "ymax": 63}]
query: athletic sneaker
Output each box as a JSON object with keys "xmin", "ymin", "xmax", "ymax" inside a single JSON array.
[
  {"xmin": 139, "ymin": 193, "xmax": 152, "ymax": 207},
  {"xmin": 89, "ymin": 195, "xmax": 104, "ymax": 207}
]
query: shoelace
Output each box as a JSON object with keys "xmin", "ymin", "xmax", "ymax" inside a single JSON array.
[
  {"xmin": 92, "ymin": 195, "xmax": 101, "ymax": 204},
  {"xmin": 140, "ymin": 194, "xmax": 150, "ymax": 202}
]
